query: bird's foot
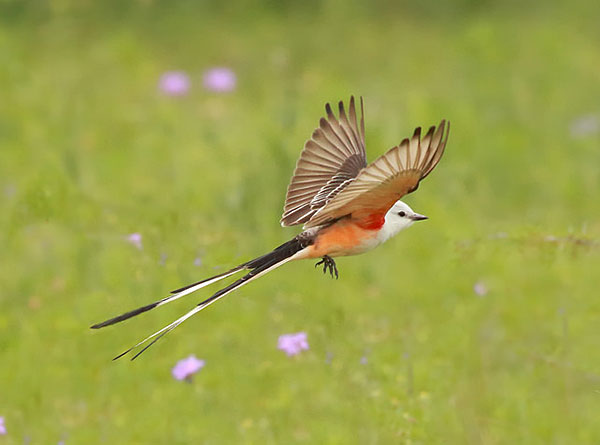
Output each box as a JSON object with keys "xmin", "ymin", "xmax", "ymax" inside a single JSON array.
[{"xmin": 315, "ymin": 255, "xmax": 338, "ymax": 279}]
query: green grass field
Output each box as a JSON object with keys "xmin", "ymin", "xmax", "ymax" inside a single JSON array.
[{"xmin": 1, "ymin": 1, "xmax": 599, "ymax": 443}]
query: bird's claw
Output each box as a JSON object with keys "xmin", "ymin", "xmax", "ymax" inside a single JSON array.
[{"xmin": 314, "ymin": 255, "xmax": 338, "ymax": 279}]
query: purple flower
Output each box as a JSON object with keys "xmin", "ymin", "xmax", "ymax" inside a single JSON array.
[
  {"xmin": 4, "ymin": 184, "xmax": 16, "ymax": 198},
  {"xmin": 202, "ymin": 67, "xmax": 236, "ymax": 92},
  {"xmin": 172, "ymin": 355, "xmax": 205, "ymax": 381},
  {"xmin": 159, "ymin": 71, "xmax": 190, "ymax": 96},
  {"xmin": 473, "ymin": 281, "xmax": 488, "ymax": 297},
  {"xmin": 277, "ymin": 332, "xmax": 309, "ymax": 356},
  {"xmin": 0, "ymin": 416, "xmax": 6, "ymax": 435},
  {"xmin": 126, "ymin": 233, "xmax": 143, "ymax": 250},
  {"xmin": 159, "ymin": 252, "xmax": 167, "ymax": 265},
  {"xmin": 570, "ymin": 113, "xmax": 599, "ymax": 138}
]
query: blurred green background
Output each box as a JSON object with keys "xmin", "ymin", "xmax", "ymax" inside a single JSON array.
[{"xmin": 1, "ymin": 0, "xmax": 599, "ymax": 443}]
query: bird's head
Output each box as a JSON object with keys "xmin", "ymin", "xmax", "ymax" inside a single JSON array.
[{"xmin": 380, "ymin": 200, "xmax": 428, "ymax": 240}]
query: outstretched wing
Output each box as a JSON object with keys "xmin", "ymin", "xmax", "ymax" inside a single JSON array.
[
  {"xmin": 304, "ymin": 120, "xmax": 449, "ymax": 228},
  {"xmin": 280, "ymin": 96, "xmax": 367, "ymax": 227}
]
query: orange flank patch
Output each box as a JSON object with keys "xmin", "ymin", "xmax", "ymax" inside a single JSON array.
[
  {"xmin": 355, "ymin": 212, "xmax": 386, "ymax": 230},
  {"xmin": 303, "ymin": 216, "xmax": 383, "ymax": 258}
]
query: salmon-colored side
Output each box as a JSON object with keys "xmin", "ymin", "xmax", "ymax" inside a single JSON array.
[
  {"xmin": 300, "ymin": 216, "xmax": 385, "ymax": 259},
  {"xmin": 355, "ymin": 212, "xmax": 386, "ymax": 231}
]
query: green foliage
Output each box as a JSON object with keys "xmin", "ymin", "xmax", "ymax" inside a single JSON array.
[{"xmin": 1, "ymin": 1, "xmax": 599, "ymax": 443}]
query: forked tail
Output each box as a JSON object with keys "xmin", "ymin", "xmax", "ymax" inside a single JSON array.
[{"xmin": 91, "ymin": 237, "xmax": 305, "ymax": 360}]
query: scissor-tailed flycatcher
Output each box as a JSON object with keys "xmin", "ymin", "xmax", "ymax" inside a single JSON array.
[{"xmin": 92, "ymin": 96, "xmax": 450, "ymax": 360}]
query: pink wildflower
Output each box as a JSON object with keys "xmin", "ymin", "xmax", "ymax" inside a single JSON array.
[{"xmin": 278, "ymin": 332, "xmax": 309, "ymax": 356}]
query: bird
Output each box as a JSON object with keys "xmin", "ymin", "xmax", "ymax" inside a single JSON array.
[{"xmin": 91, "ymin": 96, "xmax": 450, "ymax": 360}]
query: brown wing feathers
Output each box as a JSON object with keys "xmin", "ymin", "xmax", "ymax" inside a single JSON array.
[
  {"xmin": 303, "ymin": 120, "xmax": 449, "ymax": 228},
  {"xmin": 281, "ymin": 96, "xmax": 449, "ymax": 229},
  {"xmin": 280, "ymin": 97, "xmax": 367, "ymax": 227}
]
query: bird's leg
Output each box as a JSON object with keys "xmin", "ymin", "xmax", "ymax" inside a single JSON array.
[
  {"xmin": 314, "ymin": 255, "xmax": 338, "ymax": 279},
  {"xmin": 328, "ymin": 256, "xmax": 338, "ymax": 279}
]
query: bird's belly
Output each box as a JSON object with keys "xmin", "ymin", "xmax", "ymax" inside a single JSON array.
[
  {"xmin": 304, "ymin": 223, "xmax": 381, "ymax": 258},
  {"xmin": 329, "ymin": 236, "xmax": 381, "ymax": 256}
]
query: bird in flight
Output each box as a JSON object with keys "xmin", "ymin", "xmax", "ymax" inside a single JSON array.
[{"xmin": 92, "ymin": 96, "xmax": 450, "ymax": 360}]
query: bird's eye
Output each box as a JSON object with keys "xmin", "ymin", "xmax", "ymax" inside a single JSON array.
[{"xmin": 398, "ymin": 211, "xmax": 406, "ymax": 217}]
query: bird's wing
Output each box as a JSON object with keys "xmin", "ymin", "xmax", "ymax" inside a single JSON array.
[
  {"xmin": 304, "ymin": 120, "xmax": 449, "ymax": 228},
  {"xmin": 280, "ymin": 96, "xmax": 368, "ymax": 227}
]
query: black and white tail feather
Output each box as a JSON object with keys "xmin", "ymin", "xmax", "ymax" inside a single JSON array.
[{"xmin": 91, "ymin": 238, "xmax": 305, "ymax": 360}]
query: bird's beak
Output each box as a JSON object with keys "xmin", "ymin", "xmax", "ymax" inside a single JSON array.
[{"xmin": 411, "ymin": 213, "xmax": 428, "ymax": 221}]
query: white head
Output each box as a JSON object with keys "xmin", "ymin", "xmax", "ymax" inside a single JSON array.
[{"xmin": 377, "ymin": 200, "xmax": 428, "ymax": 243}]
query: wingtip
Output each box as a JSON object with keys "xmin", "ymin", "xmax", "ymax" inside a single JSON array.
[
  {"xmin": 359, "ymin": 97, "xmax": 365, "ymax": 127},
  {"xmin": 438, "ymin": 119, "xmax": 450, "ymax": 139},
  {"xmin": 443, "ymin": 120, "xmax": 450, "ymax": 141}
]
